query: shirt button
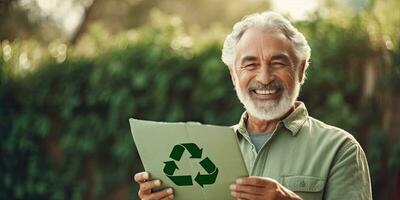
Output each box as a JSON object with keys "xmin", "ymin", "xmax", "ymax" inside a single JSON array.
[{"xmin": 300, "ymin": 180, "xmax": 306, "ymax": 187}]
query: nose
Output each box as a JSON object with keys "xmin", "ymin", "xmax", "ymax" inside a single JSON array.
[{"xmin": 256, "ymin": 64, "xmax": 273, "ymax": 84}]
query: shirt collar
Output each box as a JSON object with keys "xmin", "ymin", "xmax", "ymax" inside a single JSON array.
[{"xmin": 234, "ymin": 101, "xmax": 309, "ymax": 137}]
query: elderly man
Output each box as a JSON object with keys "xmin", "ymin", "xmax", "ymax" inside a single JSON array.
[{"xmin": 134, "ymin": 11, "xmax": 372, "ymax": 200}]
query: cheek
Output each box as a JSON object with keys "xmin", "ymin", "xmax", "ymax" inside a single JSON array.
[
  {"xmin": 277, "ymin": 70, "xmax": 297, "ymax": 90},
  {"xmin": 236, "ymin": 71, "xmax": 254, "ymax": 90}
]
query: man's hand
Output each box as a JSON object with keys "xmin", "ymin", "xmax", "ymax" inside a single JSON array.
[
  {"xmin": 230, "ymin": 176, "xmax": 302, "ymax": 200},
  {"xmin": 134, "ymin": 171, "xmax": 174, "ymax": 200}
]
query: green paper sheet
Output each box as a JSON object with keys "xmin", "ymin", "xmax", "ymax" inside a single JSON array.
[{"xmin": 129, "ymin": 118, "xmax": 249, "ymax": 200}]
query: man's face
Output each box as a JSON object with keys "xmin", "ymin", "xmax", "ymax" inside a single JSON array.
[{"xmin": 231, "ymin": 28, "xmax": 304, "ymax": 120}]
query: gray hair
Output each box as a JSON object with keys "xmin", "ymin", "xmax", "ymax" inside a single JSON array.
[{"xmin": 221, "ymin": 11, "xmax": 311, "ymax": 83}]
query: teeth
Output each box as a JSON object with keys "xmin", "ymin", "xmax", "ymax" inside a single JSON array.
[{"xmin": 254, "ymin": 89, "xmax": 277, "ymax": 95}]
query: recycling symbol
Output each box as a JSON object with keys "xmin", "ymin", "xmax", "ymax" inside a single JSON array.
[{"xmin": 163, "ymin": 143, "xmax": 219, "ymax": 187}]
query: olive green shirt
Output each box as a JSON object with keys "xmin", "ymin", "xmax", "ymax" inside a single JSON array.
[{"xmin": 232, "ymin": 102, "xmax": 372, "ymax": 200}]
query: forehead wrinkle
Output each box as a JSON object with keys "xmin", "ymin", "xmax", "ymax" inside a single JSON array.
[
  {"xmin": 235, "ymin": 28, "xmax": 297, "ymax": 66},
  {"xmin": 258, "ymin": 38, "xmax": 267, "ymax": 63},
  {"xmin": 257, "ymin": 31, "xmax": 291, "ymax": 63}
]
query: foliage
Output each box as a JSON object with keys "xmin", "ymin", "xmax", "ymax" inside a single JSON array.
[
  {"xmin": 1, "ymin": 12, "xmax": 399, "ymax": 200},
  {"xmin": 0, "ymin": 15, "xmax": 241, "ymax": 200}
]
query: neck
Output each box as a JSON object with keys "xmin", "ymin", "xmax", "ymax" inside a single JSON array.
[{"xmin": 246, "ymin": 105, "xmax": 295, "ymax": 133}]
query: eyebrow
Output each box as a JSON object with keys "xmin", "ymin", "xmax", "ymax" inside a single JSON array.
[
  {"xmin": 270, "ymin": 53, "xmax": 291, "ymax": 64},
  {"xmin": 239, "ymin": 55, "xmax": 258, "ymax": 65},
  {"xmin": 236, "ymin": 53, "xmax": 293, "ymax": 67}
]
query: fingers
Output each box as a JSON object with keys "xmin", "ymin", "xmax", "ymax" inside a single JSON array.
[
  {"xmin": 138, "ymin": 180, "xmax": 174, "ymax": 200},
  {"xmin": 230, "ymin": 190, "xmax": 260, "ymax": 200},
  {"xmin": 230, "ymin": 183, "xmax": 263, "ymax": 200},
  {"xmin": 236, "ymin": 176, "xmax": 277, "ymax": 188},
  {"xmin": 145, "ymin": 188, "xmax": 174, "ymax": 200},
  {"xmin": 134, "ymin": 172, "xmax": 175, "ymax": 200},
  {"xmin": 230, "ymin": 177, "xmax": 279, "ymax": 200},
  {"xmin": 230, "ymin": 184, "xmax": 264, "ymax": 195},
  {"xmin": 140, "ymin": 180, "xmax": 162, "ymax": 192},
  {"xmin": 231, "ymin": 177, "xmax": 299, "ymax": 200},
  {"xmin": 160, "ymin": 195, "xmax": 174, "ymax": 200},
  {"xmin": 159, "ymin": 194, "xmax": 174, "ymax": 200},
  {"xmin": 134, "ymin": 172, "xmax": 150, "ymax": 183}
]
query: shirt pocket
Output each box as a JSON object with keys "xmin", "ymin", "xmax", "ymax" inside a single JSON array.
[{"xmin": 281, "ymin": 175, "xmax": 325, "ymax": 193}]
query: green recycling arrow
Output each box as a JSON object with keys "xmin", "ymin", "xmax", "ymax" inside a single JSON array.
[
  {"xmin": 163, "ymin": 143, "xmax": 219, "ymax": 187},
  {"xmin": 169, "ymin": 143, "xmax": 203, "ymax": 161},
  {"xmin": 167, "ymin": 175, "xmax": 193, "ymax": 186},
  {"xmin": 194, "ymin": 157, "xmax": 219, "ymax": 187},
  {"xmin": 181, "ymin": 143, "xmax": 203, "ymax": 158},
  {"xmin": 169, "ymin": 145, "xmax": 186, "ymax": 161},
  {"xmin": 163, "ymin": 161, "xmax": 179, "ymax": 175},
  {"xmin": 194, "ymin": 168, "xmax": 219, "ymax": 187}
]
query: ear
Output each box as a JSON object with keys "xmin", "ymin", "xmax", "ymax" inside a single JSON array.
[{"xmin": 298, "ymin": 60, "xmax": 306, "ymax": 84}]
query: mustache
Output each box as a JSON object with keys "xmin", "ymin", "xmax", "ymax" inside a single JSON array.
[{"xmin": 248, "ymin": 80, "xmax": 284, "ymax": 91}]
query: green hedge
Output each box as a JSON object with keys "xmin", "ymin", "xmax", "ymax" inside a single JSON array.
[{"xmin": 1, "ymin": 16, "xmax": 399, "ymax": 199}]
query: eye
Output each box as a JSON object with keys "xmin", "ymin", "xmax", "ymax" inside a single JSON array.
[
  {"xmin": 242, "ymin": 63, "xmax": 257, "ymax": 70},
  {"xmin": 271, "ymin": 62, "xmax": 287, "ymax": 68}
]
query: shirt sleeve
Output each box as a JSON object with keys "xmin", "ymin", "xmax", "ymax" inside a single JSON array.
[{"xmin": 323, "ymin": 139, "xmax": 372, "ymax": 200}]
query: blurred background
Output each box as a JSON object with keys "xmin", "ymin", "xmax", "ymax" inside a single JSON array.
[{"xmin": 0, "ymin": 0, "xmax": 399, "ymax": 199}]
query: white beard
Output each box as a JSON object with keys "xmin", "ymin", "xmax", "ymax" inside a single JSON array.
[{"xmin": 233, "ymin": 73, "xmax": 300, "ymax": 121}]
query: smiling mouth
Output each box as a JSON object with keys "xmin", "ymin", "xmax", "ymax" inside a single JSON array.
[
  {"xmin": 253, "ymin": 88, "xmax": 280, "ymax": 95},
  {"xmin": 247, "ymin": 80, "xmax": 284, "ymax": 100},
  {"xmin": 249, "ymin": 85, "xmax": 284, "ymax": 100}
]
